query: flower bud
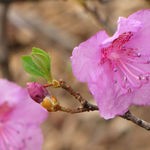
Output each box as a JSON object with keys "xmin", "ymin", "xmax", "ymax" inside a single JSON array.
[
  {"xmin": 27, "ymin": 82, "xmax": 49, "ymax": 103},
  {"xmin": 41, "ymin": 96, "xmax": 60, "ymax": 112}
]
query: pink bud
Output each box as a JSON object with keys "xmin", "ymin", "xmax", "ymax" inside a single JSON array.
[{"xmin": 27, "ymin": 82, "xmax": 49, "ymax": 103}]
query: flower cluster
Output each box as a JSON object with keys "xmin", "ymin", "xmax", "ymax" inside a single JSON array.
[
  {"xmin": 71, "ymin": 10, "xmax": 150, "ymax": 119},
  {"xmin": 0, "ymin": 79, "xmax": 48, "ymax": 149}
]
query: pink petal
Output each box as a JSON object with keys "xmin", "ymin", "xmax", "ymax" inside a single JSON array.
[
  {"xmin": 124, "ymin": 9, "xmax": 150, "ymax": 105},
  {"xmin": 71, "ymin": 31, "xmax": 109, "ymax": 82},
  {"xmin": 10, "ymin": 90, "xmax": 48, "ymax": 125},
  {"xmin": 103, "ymin": 17, "xmax": 142, "ymax": 45},
  {"xmin": 0, "ymin": 79, "xmax": 48, "ymax": 150},
  {"xmin": 0, "ymin": 122, "xmax": 27, "ymax": 149},
  {"xmin": 0, "ymin": 121, "xmax": 43, "ymax": 150},
  {"xmin": 0, "ymin": 79, "xmax": 47, "ymax": 149},
  {"xmin": 88, "ymin": 81, "xmax": 134, "ymax": 119},
  {"xmin": 88, "ymin": 63, "xmax": 134, "ymax": 119},
  {"xmin": 24, "ymin": 125, "xmax": 43, "ymax": 150},
  {"xmin": 115, "ymin": 17, "xmax": 142, "ymax": 36},
  {"xmin": 132, "ymin": 83, "xmax": 150, "ymax": 106},
  {"xmin": 0, "ymin": 79, "xmax": 48, "ymax": 124},
  {"xmin": 129, "ymin": 9, "xmax": 150, "ymax": 28},
  {"xmin": 126, "ymin": 9, "xmax": 150, "ymax": 55},
  {"xmin": 0, "ymin": 79, "xmax": 25, "ymax": 106}
]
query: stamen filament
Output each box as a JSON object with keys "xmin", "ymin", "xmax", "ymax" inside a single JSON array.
[
  {"xmin": 120, "ymin": 60, "xmax": 140, "ymax": 80},
  {"xmin": 124, "ymin": 61, "xmax": 145, "ymax": 74},
  {"xmin": 118, "ymin": 62, "xmax": 142, "ymax": 88}
]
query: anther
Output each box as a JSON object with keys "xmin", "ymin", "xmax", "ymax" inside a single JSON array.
[
  {"xmin": 147, "ymin": 59, "xmax": 150, "ymax": 64},
  {"xmin": 124, "ymin": 76, "xmax": 127, "ymax": 81},
  {"xmin": 128, "ymin": 88, "xmax": 132, "ymax": 93},
  {"xmin": 138, "ymin": 75, "xmax": 142, "ymax": 80},
  {"xmin": 137, "ymin": 53, "xmax": 141, "ymax": 57},
  {"xmin": 113, "ymin": 68, "xmax": 118, "ymax": 72},
  {"xmin": 145, "ymin": 75, "xmax": 149, "ymax": 80},
  {"xmin": 114, "ymin": 80, "xmax": 117, "ymax": 84},
  {"xmin": 122, "ymin": 45, "xmax": 125, "ymax": 48}
]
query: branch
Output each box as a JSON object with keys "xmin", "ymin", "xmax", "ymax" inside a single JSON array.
[
  {"xmin": 59, "ymin": 80, "xmax": 88, "ymax": 107},
  {"xmin": 121, "ymin": 111, "xmax": 150, "ymax": 130},
  {"xmin": 48, "ymin": 80, "xmax": 150, "ymax": 131},
  {"xmin": 0, "ymin": 3, "xmax": 13, "ymax": 80},
  {"xmin": 59, "ymin": 106, "xmax": 98, "ymax": 114},
  {"xmin": 82, "ymin": 2, "xmax": 114, "ymax": 34}
]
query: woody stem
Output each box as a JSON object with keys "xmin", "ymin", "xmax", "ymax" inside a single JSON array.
[{"xmin": 44, "ymin": 79, "xmax": 150, "ymax": 131}]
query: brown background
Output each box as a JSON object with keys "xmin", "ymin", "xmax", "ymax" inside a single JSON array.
[{"xmin": 0, "ymin": 0, "xmax": 150, "ymax": 150}]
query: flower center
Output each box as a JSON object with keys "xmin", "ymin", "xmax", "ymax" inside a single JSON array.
[
  {"xmin": 0, "ymin": 102, "xmax": 13, "ymax": 125},
  {"xmin": 100, "ymin": 32, "xmax": 150, "ymax": 91}
]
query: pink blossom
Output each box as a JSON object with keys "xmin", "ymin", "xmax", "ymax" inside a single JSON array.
[
  {"xmin": 27, "ymin": 82, "xmax": 49, "ymax": 103},
  {"xmin": 0, "ymin": 79, "xmax": 48, "ymax": 149},
  {"xmin": 71, "ymin": 10, "xmax": 150, "ymax": 119}
]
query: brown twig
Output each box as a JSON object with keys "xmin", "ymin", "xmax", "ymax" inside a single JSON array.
[
  {"xmin": 56, "ymin": 80, "xmax": 150, "ymax": 131},
  {"xmin": 59, "ymin": 80, "xmax": 87, "ymax": 106},
  {"xmin": 121, "ymin": 111, "xmax": 150, "ymax": 130},
  {"xmin": 44, "ymin": 83, "xmax": 53, "ymax": 88},
  {"xmin": 60, "ymin": 106, "xmax": 98, "ymax": 114},
  {"xmin": 59, "ymin": 80, "xmax": 98, "ymax": 110},
  {"xmin": 44, "ymin": 80, "xmax": 150, "ymax": 130}
]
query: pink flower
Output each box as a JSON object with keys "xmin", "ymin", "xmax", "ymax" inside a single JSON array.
[
  {"xmin": 27, "ymin": 82, "xmax": 49, "ymax": 103},
  {"xmin": 71, "ymin": 9, "xmax": 150, "ymax": 119},
  {"xmin": 0, "ymin": 79, "xmax": 48, "ymax": 149}
]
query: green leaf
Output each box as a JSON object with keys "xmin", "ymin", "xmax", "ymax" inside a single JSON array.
[
  {"xmin": 31, "ymin": 48, "xmax": 52, "ymax": 81},
  {"xmin": 22, "ymin": 56, "xmax": 46, "ymax": 78},
  {"xmin": 32, "ymin": 47, "xmax": 50, "ymax": 62},
  {"xmin": 32, "ymin": 48, "xmax": 50, "ymax": 72}
]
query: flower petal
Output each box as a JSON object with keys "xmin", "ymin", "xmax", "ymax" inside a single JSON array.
[
  {"xmin": 88, "ymin": 65, "xmax": 134, "ymax": 119},
  {"xmin": 88, "ymin": 83, "xmax": 134, "ymax": 119},
  {"xmin": 0, "ymin": 79, "xmax": 48, "ymax": 124},
  {"xmin": 0, "ymin": 79, "xmax": 25, "ymax": 106},
  {"xmin": 10, "ymin": 90, "xmax": 48, "ymax": 125},
  {"xmin": 0, "ymin": 79, "xmax": 47, "ymax": 149},
  {"xmin": 24, "ymin": 125, "xmax": 43, "ymax": 150},
  {"xmin": 0, "ymin": 121, "xmax": 43, "ymax": 150},
  {"xmin": 103, "ymin": 17, "xmax": 142, "ymax": 45},
  {"xmin": 132, "ymin": 83, "xmax": 150, "ymax": 106},
  {"xmin": 71, "ymin": 31, "xmax": 109, "ymax": 82},
  {"xmin": 115, "ymin": 17, "xmax": 142, "ymax": 36},
  {"xmin": 126, "ymin": 9, "xmax": 150, "ymax": 55}
]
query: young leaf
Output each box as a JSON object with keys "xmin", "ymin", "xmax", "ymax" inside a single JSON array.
[
  {"xmin": 32, "ymin": 48, "xmax": 50, "ymax": 69},
  {"xmin": 32, "ymin": 47, "xmax": 50, "ymax": 61},
  {"xmin": 31, "ymin": 48, "xmax": 53, "ymax": 81},
  {"xmin": 22, "ymin": 56, "xmax": 46, "ymax": 78}
]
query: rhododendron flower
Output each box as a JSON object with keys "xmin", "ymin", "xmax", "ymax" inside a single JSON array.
[
  {"xmin": 71, "ymin": 10, "xmax": 150, "ymax": 119},
  {"xmin": 0, "ymin": 79, "xmax": 48, "ymax": 149}
]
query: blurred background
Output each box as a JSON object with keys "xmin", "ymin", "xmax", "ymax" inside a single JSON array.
[{"xmin": 0, "ymin": 0, "xmax": 150, "ymax": 150}]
